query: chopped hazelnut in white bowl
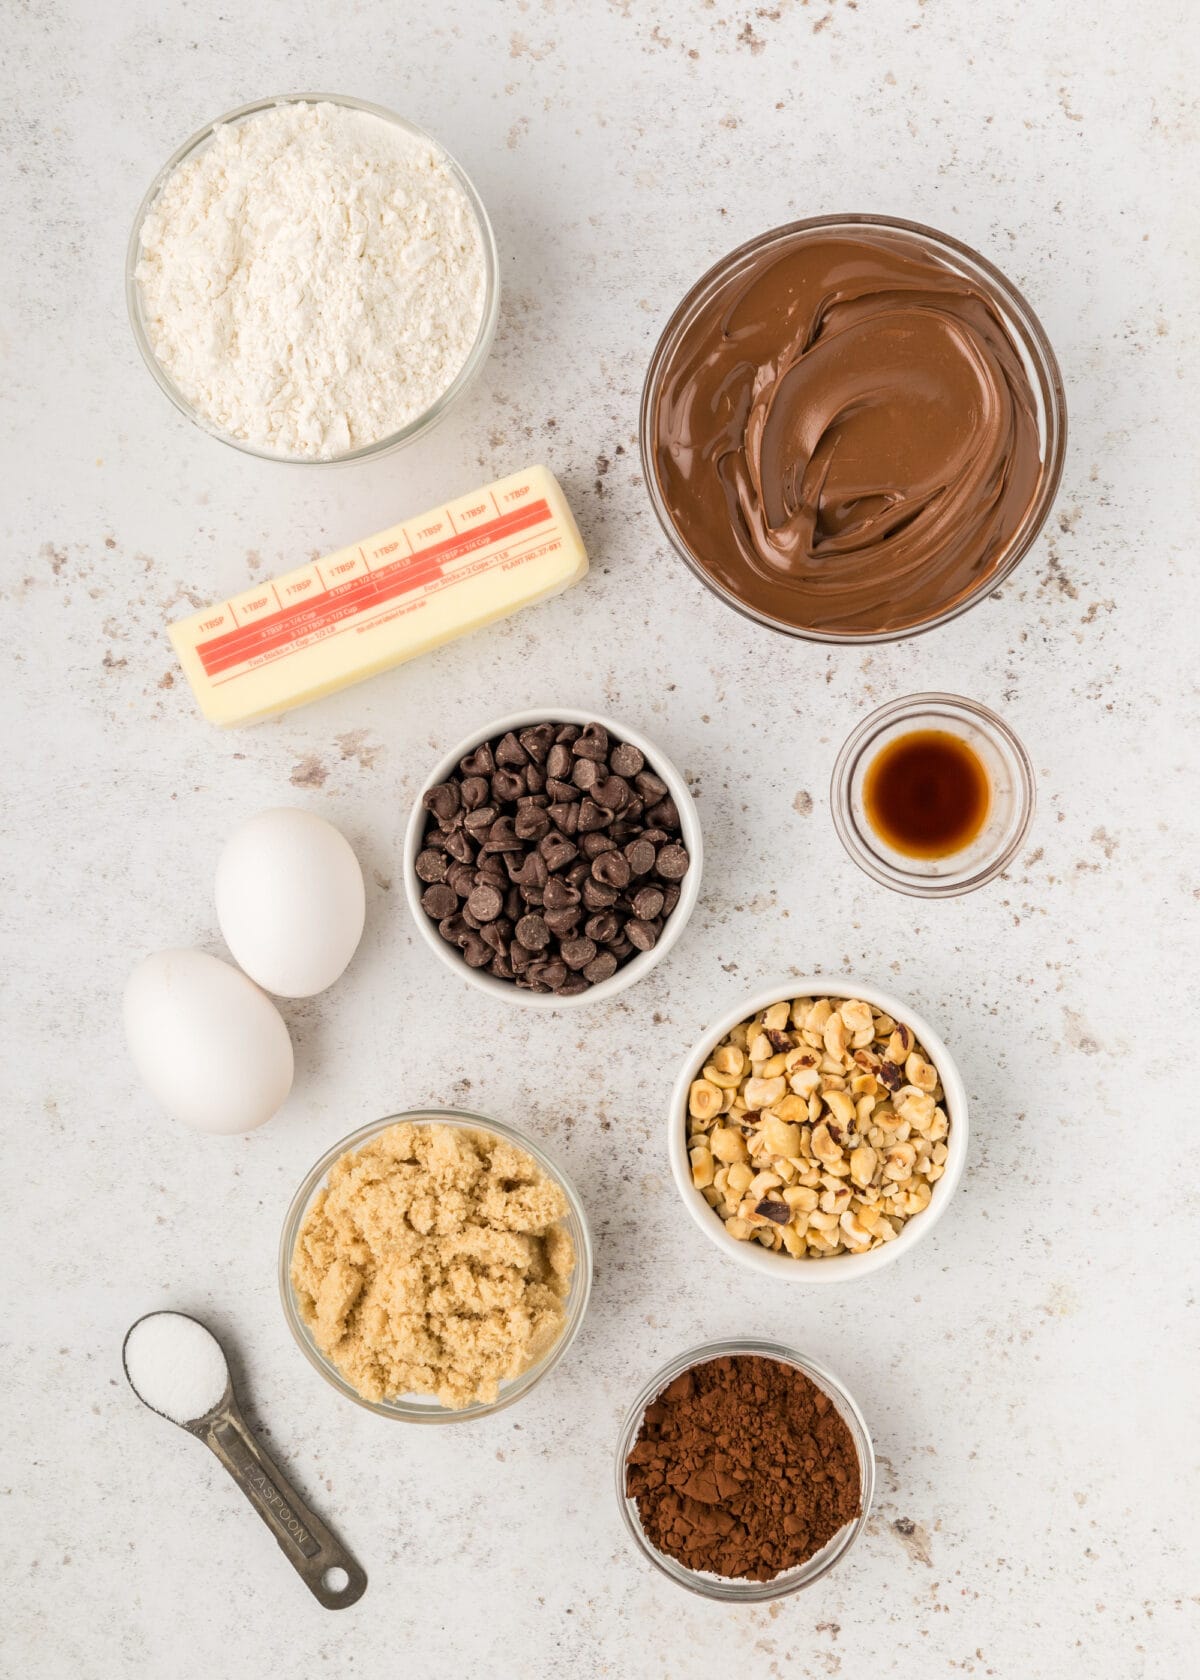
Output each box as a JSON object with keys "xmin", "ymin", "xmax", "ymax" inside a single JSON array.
[{"xmin": 668, "ymin": 977, "xmax": 968, "ymax": 1280}]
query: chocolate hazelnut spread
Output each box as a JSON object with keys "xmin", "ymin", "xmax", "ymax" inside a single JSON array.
[{"xmin": 649, "ymin": 223, "xmax": 1048, "ymax": 637}]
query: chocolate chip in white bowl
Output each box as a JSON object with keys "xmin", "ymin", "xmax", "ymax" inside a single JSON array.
[
  {"xmin": 560, "ymin": 936, "xmax": 597, "ymax": 970},
  {"xmin": 516, "ymin": 913, "xmax": 551, "ymax": 950},
  {"xmin": 415, "ymin": 849, "xmax": 448, "ymax": 883},
  {"xmin": 495, "ymin": 731, "xmax": 528, "ymax": 767},
  {"xmin": 583, "ymin": 950, "xmax": 618, "ymax": 983},
  {"xmin": 421, "ymin": 882, "xmax": 458, "ymax": 919},
  {"xmin": 466, "ymin": 884, "xmax": 503, "ymax": 922},
  {"xmin": 461, "ymin": 744, "xmax": 494, "ymax": 776},
  {"xmin": 632, "ymin": 885, "xmax": 664, "ymax": 920},
  {"xmin": 572, "ymin": 722, "xmax": 608, "ymax": 761},
  {"xmin": 424, "ymin": 783, "xmax": 460, "ymax": 823},
  {"xmin": 609, "ymin": 741, "xmax": 644, "ymax": 777},
  {"xmin": 655, "ymin": 843, "xmax": 690, "ymax": 881}
]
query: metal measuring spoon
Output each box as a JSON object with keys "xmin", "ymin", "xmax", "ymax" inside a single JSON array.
[{"xmin": 122, "ymin": 1311, "xmax": 366, "ymax": 1608}]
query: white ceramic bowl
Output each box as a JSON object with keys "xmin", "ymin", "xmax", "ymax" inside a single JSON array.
[
  {"xmin": 403, "ymin": 709, "xmax": 703, "ymax": 1009},
  {"xmin": 668, "ymin": 976, "xmax": 968, "ymax": 1280}
]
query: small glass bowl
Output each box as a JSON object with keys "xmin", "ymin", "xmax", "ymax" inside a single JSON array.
[
  {"xmin": 615, "ymin": 1339, "xmax": 875, "ymax": 1600},
  {"xmin": 279, "ymin": 1109, "xmax": 592, "ymax": 1422},
  {"xmin": 831, "ymin": 693, "xmax": 1035, "ymax": 896},
  {"xmin": 127, "ymin": 93, "xmax": 499, "ymax": 465},
  {"xmin": 640, "ymin": 213, "xmax": 1067, "ymax": 643}
]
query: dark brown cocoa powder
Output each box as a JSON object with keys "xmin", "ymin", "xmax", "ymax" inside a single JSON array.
[{"xmin": 625, "ymin": 1355, "xmax": 861, "ymax": 1582}]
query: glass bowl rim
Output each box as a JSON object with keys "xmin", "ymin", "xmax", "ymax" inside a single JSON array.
[
  {"xmin": 401, "ymin": 706, "xmax": 704, "ymax": 1010},
  {"xmin": 278, "ymin": 1107, "xmax": 593, "ymax": 1422},
  {"xmin": 614, "ymin": 1337, "xmax": 876, "ymax": 1600},
  {"xmin": 126, "ymin": 91, "xmax": 500, "ymax": 466},
  {"xmin": 830, "ymin": 691, "xmax": 1037, "ymax": 897},
  {"xmin": 638, "ymin": 211, "xmax": 1068, "ymax": 644}
]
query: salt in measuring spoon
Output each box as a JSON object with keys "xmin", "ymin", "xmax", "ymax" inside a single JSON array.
[{"xmin": 122, "ymin": 1310, "xmax": 367, "ymax": 1608}]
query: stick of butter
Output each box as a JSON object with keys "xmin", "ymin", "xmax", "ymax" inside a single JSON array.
[{"xmin": 168, "ymin": 465, "xmax": 588, "ymax": 726}]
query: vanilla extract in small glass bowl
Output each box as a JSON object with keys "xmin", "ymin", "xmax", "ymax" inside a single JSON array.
[
  {"xmin": 831, "ymin": 693, "xmax": 1035, "ymax": 897},
  {"xmin": 865, "ymin": 728, "xmax": 991, "ymax": 857}
]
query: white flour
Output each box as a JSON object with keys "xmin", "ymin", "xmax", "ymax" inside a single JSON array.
[{"xmin": 136, "ymin": 102, "xmax": 487, "ymax": 459}]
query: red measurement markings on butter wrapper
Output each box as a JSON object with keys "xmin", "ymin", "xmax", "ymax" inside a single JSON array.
[{"xmin": 195, "ymin": 498, "xmax": 554, "ymax": 683}]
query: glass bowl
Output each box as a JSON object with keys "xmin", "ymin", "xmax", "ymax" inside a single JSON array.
[
  {"xmin": 832, "ymin": 693, "xmax": 1035, "ymax": 896},
  {"xmin": 640, "ymin": 213, "xmax": 1067, "ymax": 643},
  {"xmin": 402, "ymin": 708, "xmax": 703, "ymax": 1010},
  {"xmin": 279, "ymin": 1109, "xmax": 592, "ymax": 1421},
  {"xmin": 127, "ymin": 93, "xmax": 499, "ymax": 465},
  {"xmin": 615, "ymin": 1339, "xmax": 875, "ymax": 1600}
]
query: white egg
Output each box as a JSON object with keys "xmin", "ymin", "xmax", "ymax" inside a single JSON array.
[
  {"xmin": 124, "ymin": 949, "xmax": 294, "ymax": 1135},
  {"xmin": 215, "ymin": 808, "xmax": 366, "ymax": 998}
]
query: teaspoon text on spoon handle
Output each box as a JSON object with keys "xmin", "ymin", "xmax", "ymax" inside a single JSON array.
[{"xmin": 193, "ymin": 1399, "xmax": 367, "ymax": 1608}]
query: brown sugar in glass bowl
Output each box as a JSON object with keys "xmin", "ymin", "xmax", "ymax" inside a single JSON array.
[
  {"xmin": 616, "ymin": 1340, "xmax": 874, "ymax": 1600},
  {"xmin": 641, "ymin": 214, "xmax": 1066, "ymax": 643},
  {"xmin": 280, "ymin": 1110, "xmax": 593, "ymax": 1422}
]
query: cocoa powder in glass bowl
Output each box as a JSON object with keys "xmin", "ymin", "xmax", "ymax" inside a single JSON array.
[{"xmin": 619, "ymin": 1341, "xmax": 873, "ymax": 1598}]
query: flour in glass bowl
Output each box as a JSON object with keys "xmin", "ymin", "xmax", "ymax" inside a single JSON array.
[{"xmin": 134, "ymin": 100, "xmax": 489, "ymax": 460}]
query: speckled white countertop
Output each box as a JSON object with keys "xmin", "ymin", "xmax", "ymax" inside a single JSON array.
[{"xmin": 3, "ymin": 0, "xmax": 1197, "ymax": 1674}]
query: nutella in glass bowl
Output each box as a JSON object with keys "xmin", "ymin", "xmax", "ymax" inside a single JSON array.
[{"xmin": 642, "ymin": 215, "xmax": 1066, "ymax": 642}]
